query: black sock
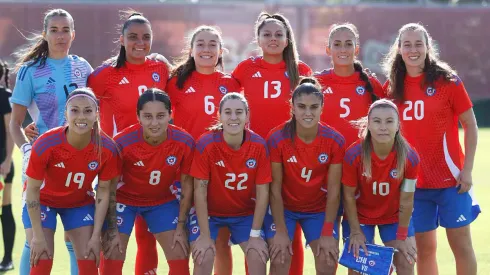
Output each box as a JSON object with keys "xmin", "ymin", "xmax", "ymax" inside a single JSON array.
[{"xmin": 0, "ymin": 204, "xmax": 15, "ymax": 263}]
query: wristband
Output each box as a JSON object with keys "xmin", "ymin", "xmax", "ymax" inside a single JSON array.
[
  {"xmin": 396, "ymin": 226, "xmax": 408, "ymax": 240},
  {"xmin": 250, "ymin": 229, "xmax": 261, "ymax": 238},
  {"xmin": 321, "ymin": 222, "xmax": 334, "ymax": 237}
]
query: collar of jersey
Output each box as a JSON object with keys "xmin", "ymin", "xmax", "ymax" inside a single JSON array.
[
  {"xmin": 47, "ymin": 55, "xmax": 70, "ymax": 66},
  {"xmin": 124, "ymin": 58, "xmax": 150, "ymax": 71},
  {"xmin": 329, "ymin": 69, "xmax": 361, "ymax": 84},
  {"xmin": 404, "ymin": 73, "xmax": 424, "ymax": 84},
  {"xmin": 259, "ymin": 57, "xmax": 286, "ymax": 70},
  {"xmin": 220, "ymin": 129, "xmax": 250, "ymax": 155}
]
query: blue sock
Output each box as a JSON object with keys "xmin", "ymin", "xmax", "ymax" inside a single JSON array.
[
  {"xmin": 19, "ymin": 241, "xmax": 30, "ymax": 275},
  {"xmin": 66, "ymin": 241, "xmax": 79, "ymax": 275}
]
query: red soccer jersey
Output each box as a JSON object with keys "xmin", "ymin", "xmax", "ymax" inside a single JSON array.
[
  {"xmin": 191, "ymin": 129, "xmax": 272, "ymax": 217},
  {"xmin": 88, "ymin": 59, "xmax": 170, "ymax": 137},
  {"xmin": 342, "ymin": 140, "xmax": 420, "ymax": 225},
  {"xmin": 232, "ymin": 56, "xmax": 312, "ymax": 138},
  {"xmin": 315, "ymin": 69, "xmax": 384, "ymax": 147},
  {"xmin": 384, "ymin": 75, "xmax": 472, "ymax": 189},
  {"xmin": 166, "ymin": 71, "xmax": 241, "ymax": 139},
  {"xmin": 267, "ymin": 122, "xmax": 345, "ymax": 213},
  {"xmin": 26, "ymin": 127, "xmax": 120, "ymax": 208},
  {"xmin": 114, "ymin": 124, "xmax": 194, "ymax": 207}
]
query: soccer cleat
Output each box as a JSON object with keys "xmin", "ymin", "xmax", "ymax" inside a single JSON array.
[{"xmin": 0, "ymin": 260, "xmax": 14, "ymax": 271}]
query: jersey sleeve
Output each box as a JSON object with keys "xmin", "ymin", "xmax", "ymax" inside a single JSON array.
[
  {"xmin": 298, "ymin": 62, "xmax": 313, "ymax": 76},
  {"xmin": 99, "ymin": 100, "xmax": 115, "ymax": 137},
  {"xmin": 10, "ymin": 65, "xmax": 34, "ymax": 107},
  {"xmin": 255, "ymin": 144, "xmax": 272, "ymax": 185},
  {"xmin": 0, "ymin": 89, "xmax": 12, "ymax": 116},
  {"xmin": 266, "ymin": 131, "xmax": 282, "ymax": 163},
  {"xmin": 190, "ymin": 143, "xmax": 211, "ymax": 180},
  {"xmin": 26, "ymin": 138, "xmax": 50, "ymax": 181},
  {"xmin": 180, "ymin": 139, "xmax": 195, "ymax": 175},
  {"xmin": 98, "ymin": 150, "xmax": 121, "ymax": 181},
  {"xmin": 227, "ymin": 76, "xmax": 242, "ymax": 93},
  {"xmin": 331, "ymin": 136, "xmax": 346, "ymax": 164},
  {"xmin": 87, "ymin": 64, "xmax": 108, "ymax": 99},
  {"xmin": 405, "ymin": 148, "xmax": 420, "ymax": 180},
  {"xmin": 370, "ymin": 76, "xmax": 385, "ymax": 98},
  {"xmin": 449, "ymin": 75, "xmax": 473, "ymax": 116},
  {"xmin": 231, "ymin": 59, "xmax": 247, "ymax": 86},
  {"xmin": 342, "ymin": 154, "xmax": 359, "ymax": 188},
  {"xmin": 382, "ymin": 80, "xmax": 390, "ymax": 98}
]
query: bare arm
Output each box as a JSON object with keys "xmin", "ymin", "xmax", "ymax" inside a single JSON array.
[
  {"xmin": 105, "ymin": 178, "xmax": 119, "ymax": 234},
  {"xmin": 252, "ymin": 183, "xmax": 270, "ymax": 231},
  {"xmin": 398, "ymin": 190, "xmax": 414, "ymax": 228},
  {"xmin": 93, "ymin": 179, "xmax": 111, "ymax": 240},
  {"xmin": 9, "ymin": 103, "xmax": 29, "ymax": 148},
  {"xmin": 269, "ymin": 162, "xmax": 287, "ymax": 233},
  {"xmin": 26, "ymin": 177, "xmax": 45, "ymax": 239},
  {"xmin": 177, "ymin": 174, "xmax": 193, "ymax": 231},
  {"xmin": 459, "ymin": 108, "xmax": 478, "ymax": 173},
  {"xmin": 194, "ymin": 178, "xmax": 211, "ymax": 238},
  {"xmin": 343, "ymin": 185, "xmax": 362, "ymax": 234},
  {"xmin": 325, "ymin": 163, "xmax": 342, "ymax": 224},
  {"xmin": 3, "ymin": 113, "xmax": 14, "ymax": 164}
]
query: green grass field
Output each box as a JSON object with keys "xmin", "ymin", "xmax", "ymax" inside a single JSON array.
[{"xmin": 1, "ymin": 129, "xmax": 489, "ymax": 274}]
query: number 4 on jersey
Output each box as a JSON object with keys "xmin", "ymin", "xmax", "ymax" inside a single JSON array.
[{"xmin": 301, "ymin": 167, "xmax": 312, "ymax": 183}]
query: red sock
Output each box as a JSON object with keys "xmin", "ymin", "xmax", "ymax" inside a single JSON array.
[
  {"xmin": 98, "ymin": 252, "xmax": 105, "ymax": 272},
  {"xmin": 244, "ymin": 258, "xmax": 249, "ymax": 275},
  {"xmin": 30, "ymin": 259, "xmax": 53, "ymax": 275},
  {"xmin": 168, "ymin": 259, "xmax": 190, "ymax": 275},
  {"xmin": 77, "ymin": 259, "xmax": 98, "ymax": 275},
  {"xmin": 135, "ymin": 215, "xmax": 158, "ymax": 275},
  {"xmin": 101, "ymin": 259, "xmax": 123, "ymax": 275},
  {"xmin": 290, "ymin": 223, "xmax": 304, "ymax": 275}
]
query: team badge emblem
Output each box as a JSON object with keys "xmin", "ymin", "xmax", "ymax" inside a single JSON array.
[
  {"xmin": 426, "ymin": 87, "xmax": 436, "ymax": 96},
  {"xmin": 356, "ymin": 86, "xmax": 365, "ymax": 95},
  {"xmin": 152, "ymin": 72, "xmax": 160, "ymax": 82},
  {"xmin": 88, "ymin": 161, "xmax": 99, "ymax": 171},
  {"xmin": 40, "ymin": 211, "xmax": 47, "ymax": 221},
  {"xmin": 246, "ymin": 158, "xmax": 257, "ymax": 169},
  {"xmin": 318, "ymin": 153, "xmax": 328, "ymax": 164},
  {"xmin": 166, "ymin": 156, "xmax": 177, "ymax": 166},
  {"xmin": 74, "ymin": 68, "xmax": 82, "ymax": 78},
  {"xmin": 117, "ymin": 216, "xmax": 123, "ymax": 226},
  {"xmin": 390, "ymin": 169, "xmax": 398, "ymax": 178},
  {"xmin": 219, "ymin": 85, "xmax": 227, "ymax": 95},
  {"xmin": 192, "ymin": 226, "xmax": 200, "ymax": 234}
]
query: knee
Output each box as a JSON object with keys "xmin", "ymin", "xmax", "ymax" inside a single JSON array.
[
  {"xmin": 246, "ymin": 248, "xmax": 267, "ymax": 266},
  {"xmin": 200, "ymin": 248, "xmax": 216, "ymax": 267},
  {"xmin": 315, "ymin": 258, "xmax": 337, "ymax": 275},
  {"xmin": 416, "ymin": 240, "xmax": 437, "ymax": 258},
  {"xmin": 394, "ymin": 255, "xmax": 415, "ymax": 275},
  {"xmin": 270, "ymin": 251, "xmax": 291, "ymax": 268}
]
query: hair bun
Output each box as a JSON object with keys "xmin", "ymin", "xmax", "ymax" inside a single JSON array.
[
  {"xmin": 299, "ymin": 76, "xmax": 318, "ymax": 86},
  {"xmin": 129, "ymin": 12, "xmax": 142, "ymax": 18}
]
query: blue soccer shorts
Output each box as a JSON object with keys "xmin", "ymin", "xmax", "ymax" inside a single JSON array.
[{"xmin": 23, "ymin": 203, "xmax": 95, "ymax": 231}]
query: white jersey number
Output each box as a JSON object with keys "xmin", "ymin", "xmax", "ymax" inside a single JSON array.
[
  {"xmin": 204, "ymin": 96, "xmax": 215, "ymax": 115},
  {"xmin": 65, "ymin": 172, "xmax": 85, "ymax": 189},
  {"xmin": 340, "ymin": 98, "xmax": 351, "ymax": 118},
  {"xmin": 372, "ymin": 181, "xmax": 390, "ymax": 196},
  {"xmin": 138, "ymin": 85, "xmax": 148, "ymax": 96},
  {"xmin": 301, "ymin": 167, "xmax": 312, "ymax": 183},
  {"xmin": 224, "ymin": 173, "xmax": 248, "ymax": 190},
  {"xmin": 264, "ymin": 81, "xmax": 282, "ymax": 99},
  {"xmin": 403, "ymin": 100, "xmax": 424, "ymax": 121},
  {"xmin": 149, "ymin": 170, "xmax": 161, "ymax": 185}
]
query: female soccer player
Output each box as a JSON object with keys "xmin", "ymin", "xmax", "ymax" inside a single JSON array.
[
  {"xmin": 382, "ymin": 23, "xmax": 480, "ymax": 275},
  {"xmin": 265, "ymin": 78, "xmax": 344, "ymax": 275},
  {"xmin": 166, "ymin": 25, "xmax": 240, "ymax": 274},
  {"xmin": 87, "ymin": 11, "xmax": 170, "ymax": 274},
  {"xmin": 232, "ymin": 12, "xmax": 312, "ymax": 274},
  {"xmin": 315, "ymin": 23, "xmax": 384, "ymax": 147},
  {"xmin": 24, "ymin": 88, "xmax": 120, "ymax": 275},
  {"xmin": 9, "ymin": 9, "xmax": 93, "ymax": 275},
  {"xmin": 0, "ymin": 59, "xmax": 15, "ymax": 272},
  {"xmin": 343, "ymin": 99, "xmax": 419, "ymax": 275},
  {"xmin": 102, "ymin": 89, "xmax": 192, "ymax": 275},
  {"xmin": 190, "ymin": 93, "xmax": 270, "ymax": 275}
]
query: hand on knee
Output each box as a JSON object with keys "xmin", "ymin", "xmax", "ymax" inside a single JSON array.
[
  {"xmin": 394, "ymin": 256, "xmax": 415, "ymax": 275},
  {"xmin": 315, "ymin": 256, "xmax": 337, "ymax": 275}
]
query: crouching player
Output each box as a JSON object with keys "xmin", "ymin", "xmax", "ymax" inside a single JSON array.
[
  {"xmin": 190, "ymin": 93, "xmax": 270, "ymax": 275},
  {"xmin": 24, "ymin": 88, "xmax": 120, "ymax": 275},
  {"xmin": 102, "ymin": 89, "xmax": 193, "ymax": 275},
  {"xmin": 265, "ymin": 78, "xmax": 345, "ymax": 275},
  {"xmin": 342, "ymin": 99, "xmax": 419, "ymax": 275}
]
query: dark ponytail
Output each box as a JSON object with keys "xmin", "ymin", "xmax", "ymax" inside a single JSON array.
[{"xmin": 353, "ymin": 60, "xmax": 377, "ymax": 102}]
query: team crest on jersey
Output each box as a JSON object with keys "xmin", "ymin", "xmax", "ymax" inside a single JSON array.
[
  {"xmin": 426, "ymin": 87, "xmax": 436, "ymax": 96},
  {"xmin": 117, "ymin": 216, "xmax": 123, "ymax": 226},
  {"xmin": 152, "ymin": 72, "xmax": 160, "ymax": 82},
  {"xmin": 40, "ymin": 211, "xmax": 47, "ymax": 221},
  {"xmin": 166, "ymin": 156, "xmax": 177, "ymax": 166},
  {"xmin": 356, "ymin": 86, "xmax": 365, "ymax": 95},
  {"xmin": 192, "ymin": 226, "xmax": 199, "ymax": 234},
  {"xmin": 246, "ymin": 158, "xmax": 257, "ymax": 169},
  {"xmin": 284, "ymin": 71, "xmax": 289, "ymax": 78},
  {"xmin": 88, "ymin": 161, "xmax": 99, "ymax": 171},
  {"xmin": 390, "ymin": 169, "xmax": 398, "ymax": 179},
  {"xmin": 218, "ymin": 85, "xmax": 228, "ymax": 95},
  {"xmin": 270, "ymin": 223, "xmax": 276, "ymax": 232},
  {"xmin": 318, "ymin": 153, "xmax": 328, "ymax": 164},
  {"xmin": 74, "ymin": 68, "xmax": 82, "ymax": 78}
]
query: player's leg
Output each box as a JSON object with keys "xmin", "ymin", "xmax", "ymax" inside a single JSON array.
[
  {"xmin": 214, "ymin": 227, "xmax": 232, "ymax": 275},
  {"xmin": 0, "ymin": 165, "xmax": 15, "ymax": 271},
  {"xmin": 264, "ymin": 208, "xmax": 295, "ymax": 275},
  {"xmin": 62, "ymin": 204, "xmax": 99, "ymax": 275},
  {"xmin": 380, "ymin": 223, "xmax": 416, "ymax": 275},
  {"xmin": 64, "ymin": 232, "xmax": 78, "ymax": 275},
  {"xmin": 438, "ymin": 187, "xmax": 479, "ymax": 275},
  {"xmin": 144, "ymin": 200, "xmax": 190, "ymax": 275},
  {"xmin": 301, "ymin": 211, "xmax": 339, "ymax": 275},
  {"xmin": 289, "ymin": 223, "xmax": 304, "ymax": 275},
  {"xmin": 412, "ymin": 188, "xmax": 439, "ymax": 275},
  {"xmin": 23, "ymin": 204, "xmax": 57, "ymax": 275},
  {"xmin": 101, "ymin": 202, "xmax": 136, "ymax": 275},
  {"xmin": 342, "ymin": 221, "xmax": 375, "ymax": 275},
  {"xmin": 189, "ymin": 216, "xmax": 220, "ymax": 275},
  {"xmin": 135, "ymin": 214, "xmax": 158, "ymax": 275}
]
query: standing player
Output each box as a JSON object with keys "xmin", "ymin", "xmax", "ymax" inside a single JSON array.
[
  {"xmin": 24, "ymin": 88, "xmax": 120, "ymax": 275},
  {"xmin": 87, "ymin": 11, "xmax": 170, "ymax": 275},
  {"xmin": 0, "ymin": 59, "xmax": 15, "ymax": 272},
  {"xmin": 9, "ymin": 9, "xmax": 93, "ymax": 275},
  {"xmin": 102, "ymin": 89, "xmax": 193, "ymax": 275},
  {"xmin": 190, "ymin": 93, "xmax": 270, "ymax": 275},
  {"xmin": 343, "ymin": 99, "xmax": 419, "ymax": 275},
  {"xmin": 265, "ymin": 78, "xmax": 344, "ymax": 275},
  {"xmin": 232, "ymin": 12, "xmax": 312, "ymax": 274},
  {"xmin": 315, "ymin": 23, "xmax": 383, "ymax": 147},
  {"xmin": 166, "ymin": 25, "xmax": 240, "ymax": 274},
  {"xmin": 382, "ymin": 23, "xmax": 479, "ymax": 275}
]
